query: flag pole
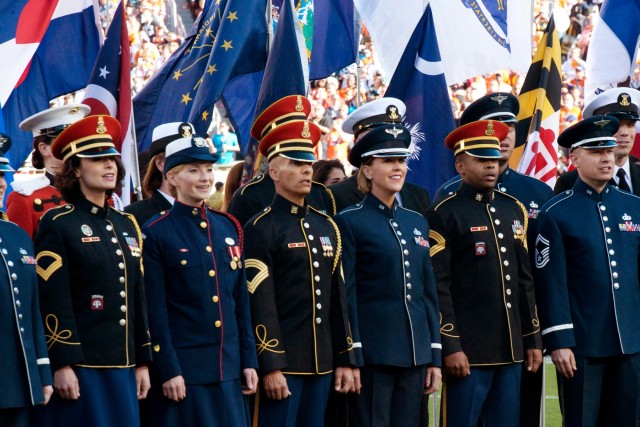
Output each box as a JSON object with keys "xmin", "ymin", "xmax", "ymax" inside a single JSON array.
[
  {"xmin": 129, "ymin": 102, "xmax": 143, "ymax": 200},
  {"xmin": 354, "ymin": 7, "xmax": 361, "ymax": 108}
]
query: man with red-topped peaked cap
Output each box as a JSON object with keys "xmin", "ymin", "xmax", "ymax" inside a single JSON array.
[
  {"xmin": 427, "ymin": 120, "xmax": 542, "ymax": 427},
  {"xmin": 243, "ymin": 98, "xmax": 358, "ymax": 427},
  {"xmin": 227, "ymin": 95, "xmax": 336, "ymax": 225}
]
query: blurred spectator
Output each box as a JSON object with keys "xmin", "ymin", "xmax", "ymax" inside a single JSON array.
[
  {"xmin": 222, "ymin": 162, "xmax": 244, "ymax": 211},
  {"xmin": 206, "ymin": 181, "xmax": 225, "ymax": 210},
  {"xmin": 213, "ymin": 120, "xmax": 240, "ymax": 165},
  {"xmin": 312, "ymin": 159, "xmax": 347, "ymax": 186}
]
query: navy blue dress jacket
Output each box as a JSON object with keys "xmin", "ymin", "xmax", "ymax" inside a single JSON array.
[
  {"xmin": 534, "ymin": 179, "xmax": 640, "ymax": 357},
  {"xmin": 335, "ymin": 194, "xmax": 441, "ymax": 368},
  {"xmin": 142, "ymin": 202, "xmax": 258, "ymax": 384},
  {"xmin": 0, "ymin": 216, "xmax": 52, "ymax": 408}
]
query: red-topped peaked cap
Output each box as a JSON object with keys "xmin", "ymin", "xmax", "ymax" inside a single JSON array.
[
  {"xmin": 259, "ymin": 120, "xmax": 320, "ymax": 163},
  {"xmin": 52, "ymin": 115, "xmax": 121, "ymax": 162},
  {"xmin": 251, "ymin": 95, "xmax": 311, "ymax": 141},
  {"xmin": 445, "ymin": 120, "xmax": 507, "ymax": 158}
]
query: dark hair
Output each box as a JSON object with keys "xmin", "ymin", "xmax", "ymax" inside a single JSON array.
[
  {"xmin": 31, "ymin": 135, "xmax": 55, "ymax": 169},
  {"xmin": 223, "ymin": 162, "xmax": 244, "ymax": 211},
  {"xmin": 56, "ymin": 156, "xmax": 125, "ymax": 202},
  {"xmin": 142, "ymin": 153, "xmax": 164, "ymax": 198},
  {"xmin": 312, "ymin": 159, "xmax": 345, "ymax": 186}
]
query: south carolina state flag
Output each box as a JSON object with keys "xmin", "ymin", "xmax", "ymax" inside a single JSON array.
[
  {"xmin": 386, "ymin": 4, "xmax": 456, "ymax": 196},
  {"xmin": 0, "ymin": 0, "xmax": 101, "ymax": 169}
]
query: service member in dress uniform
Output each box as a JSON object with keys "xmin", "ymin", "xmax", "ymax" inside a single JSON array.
[
  {"xmin": 427, "ymin": 120, "xmax": 542, "ymax": 427},
  {"xmin": 555, "ymin": 87, "xmax": 640, "ymax": 195},
  {"xmin": 227, "ymin": 95, "xmax": 336, "ymax": 225},
  {"xmin": 330, "ymin": 98, "xmax": 432, "ymax": 215},
  {"xmin": 0, "ymin": 139, "xmax": 53, "ymax": 427},
  {"xmin": 243, "ymin": 103, "xmax": 358, "ymax": 427},
  {"xmin": 433, "ymin": 92, "xmax": 552, "ymax": 427},
  {"xmin": 6, "ymin": 104, "xmax": 90, "ymax": 239},
  {"xmin": 433, "ymin": 92, "xmax": 553, "ymax": 219},
  {"xmin": 142, "ymin": 132, "xmax": 258, "ymax": 426},
  {"xmin": 335, "ymin": 124, "xmax": 441, "ymax": 427},
  {"xmin": 124, "ymin": 122, "xmax": 196, "ymax": 225},
  {"xmin": 534, "ymin": 116, "xmax": 640, "ymax": 426},
  {"xmin": 34, "ymin": 115, "xmax": 152, "ymax": 427}
]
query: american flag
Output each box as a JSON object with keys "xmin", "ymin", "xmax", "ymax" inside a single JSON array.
[{"xmin": 82, "ymin": 0, "xmax": 137, "ymax": 204}]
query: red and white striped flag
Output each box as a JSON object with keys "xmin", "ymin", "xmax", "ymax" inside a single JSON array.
[{"xmin": 82, "ymin": 0, "xmax": 137, "ymax": 204}]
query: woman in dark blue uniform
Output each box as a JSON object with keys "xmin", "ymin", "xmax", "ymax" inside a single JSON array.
[
  {"xmin": 142, "ymin": 134, "xmax": 258, "ymax": 427},
  {"xmin": 334, "ymin": 124, "xmax": 442, "ymax": 427},
  {"xmin": 0, "ymin": 137, "xmax": 53, "ymax": 427},
  {"xmin": 34, "ymin": 115, "xmax": 152, "ymax": 427}
]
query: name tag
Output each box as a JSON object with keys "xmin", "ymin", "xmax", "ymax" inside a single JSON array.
[
  {"xmin": 288, "ymin": 242, "xmax": 306, "ymax": 248},
  {"xmin": 82, "ymin": 237, "xmax": 101, "ymax": 243},
  {"xmin": 470, "ymin": 226, "xmax": 488, "ymax": 232}
]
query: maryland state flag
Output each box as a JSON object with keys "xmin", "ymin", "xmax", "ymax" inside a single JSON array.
[{"xmin": 510, "ymin": 16, "xmax": 562, "ymax": 187}]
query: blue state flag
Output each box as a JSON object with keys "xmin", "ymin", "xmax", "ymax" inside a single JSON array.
[
  {"xmin": 310, "ymin": 0, "xmax": 358, "ymax": 79},
  {"xmin": 0, "ymin": 0, "xmax": 100, "ymax": 169},
  {"xmin": 133, "ymin": 0, "xmax": 268, "ymax": 152},
  {"xmin": 386, "ymin": 4, "xmax": 456, "ymax": 196},
  {"xmin": 242, "ymin": 0, "xmax": 308, "ymax": 181}
]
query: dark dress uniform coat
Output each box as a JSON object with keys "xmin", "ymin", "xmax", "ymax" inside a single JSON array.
[
  {"xmin": 228, "ymin": 173, "xmax": 336, "ymax": 225},
  {"xmin": 554, "ymin": 162, "xmax": 640, "ymax": 196},
  {"xmin": 124, "ymin": 189, "xmax": 173, "ymax": 227},
  {"xmin": 335, "ymin": 194, "xmax": 441, "ymax": 368},
  {"xmin": 244, "ymin": 195, "xmax": 356, "ymax": 374},
  {"xmin": 427, "ymin": 183, "xmax": 542, "ymax": 364},
  {"xmin": 34, "ymin": 197, "xmax": 152, "ymax": 370},
  {"xmin": 0, "ymin": 216, "xmax": 52, "ymax": 409},
  {"xmin": 433, "ymin": 167, "xmax": 553, "ymax": 242},
  {"xmin": 330, "ymin": 175, "xmax": 431, "ymax": 216},
  {"xmin": 142, "ymin": 202, "xmax": 258, "ymax": 384},
  {"xmin": 534, "ymin": 180, "xmax": 640, "ymax": 356}
]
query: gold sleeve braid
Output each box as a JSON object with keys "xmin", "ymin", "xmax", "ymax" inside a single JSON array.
[
  {"xmin": 429, "ymin": 230, "xmax": 446, "ymax": 258},
  {"xmin": 325, "ymin": 186, "xmax": 337, "ymax": 216},
  {"xmin": 122, "ymin": 211, "xmax": 145, "ymax": 271},
  {"xmin": 515, "ymin": 200, "xmax": 529, "ymax": 251},
  {"xmin": 326, "ymin": 217, "xmax": 342, "ymax": 273}
]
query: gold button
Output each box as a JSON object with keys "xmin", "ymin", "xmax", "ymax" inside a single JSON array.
[
  {"xmin": 181, "ymin": 260, "xmax": 187, "ymax": 266},
  {"xmin": 206, "ymin": 246, "xmax": 212, "ymax": 253},
  {"xmin": 200, "ymin": 221, "xmax": 207, "ymax": 229},
  {"xmin": 212, "ymin": 296, "xmax": 219, "ymax": 303},
  {"xmin": 215, "ymin": 320, "xmax": 221, "ymax": 328},
  {"xmin": 209, "ymin": 270, "xmax": 216, "ymax": 277}
]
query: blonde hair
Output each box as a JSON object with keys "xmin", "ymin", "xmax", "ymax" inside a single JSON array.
[
  {"xmin": 166, "ymin": 163, "xmax": 188, "ymax": 198},
  {"xmin": 356, "ymin": 158, "xmax": 374, "ymax": 194}
]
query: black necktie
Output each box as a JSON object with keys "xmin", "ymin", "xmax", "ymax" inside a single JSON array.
[{"xmin": 617, "ymin": 169, "xmax": 631, "ymax": 192}]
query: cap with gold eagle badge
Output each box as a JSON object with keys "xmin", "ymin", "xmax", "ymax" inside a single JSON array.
[{"xmin": 445, "ymin": 120, "xmax": 508, "ymax": 158}]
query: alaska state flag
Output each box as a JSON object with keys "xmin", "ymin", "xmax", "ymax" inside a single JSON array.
[
  {"xmin": 0, "ymin": 0, "xmax": 101, "ymax": 169},
  {"xmin": 386, "ymin": 4, "xmax": 456, "ymax": 196}
]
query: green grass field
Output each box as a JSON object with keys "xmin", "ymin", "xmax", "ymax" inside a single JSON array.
[{"xmin": 428, "ymin": 358, "xmax": 563, "ymax": 426}]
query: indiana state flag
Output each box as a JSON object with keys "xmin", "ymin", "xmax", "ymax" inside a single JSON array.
[
  {"xmin": 0, "ymin": 0, "xmax": 100, "ymax": 169},
  {"xmin": 585, "ymin": 0, "xmax": 640, "ymax": 102},
  {"xmin": 386, "ymin": 4, "xmax": 456, "ymax": 196},
  {"xmin": 82, "ymin": 1, "xmax": 137, "ymax": 204},
  {"xmin": 241, "ymin": 0, "xmax": 308, "ymax": 182},
  {"xmin": 133, "ymin": 0, "xmax": 268, "ymax": 152}
]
